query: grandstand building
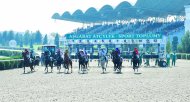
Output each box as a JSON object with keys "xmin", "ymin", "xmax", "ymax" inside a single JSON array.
[{"xmin": 54, "ymin": 0, "xmax": 189, "ymax": 57}]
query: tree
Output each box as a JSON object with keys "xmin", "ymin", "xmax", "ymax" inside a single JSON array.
[
  {"xmin": 7, "ymin": 30, "xmax": 14, "ymax": 41},
  {"xmin": 2, "ymin": 31, "xmax": 8, "ymax": 46},
  {"xmin": 35, "ymin": 30, "xmax": 42, "ymax": 44},
  {"xmin": 20, "ymin": 34, "xmax": 23, "ymax": 47},
  {"xmin": 30, "ymin": 39, "xmax": 33, "ymax": 49},
  {"xmin": 24, "ymin": 30, "xmax": 30, "ymax": 45},
  {"xmin": 54, "ymin": 33, "xmax": 59, "ymax": 48},
  {"xmin": 177, "ymin": 44, "xmax": 183, "ymax": 53},
  {"xmin": 172, "ymin": 36, "xmax": 178, "ymax": 52},
  {"xmin": 181, "ymin": 31, "xmax": 190, "ymax": 53},
  {"xmin": 20, "ymin": 41, "xmax": 23, "ymax": 47},
  {"xmin": 43, "ymin": 34, "xmax": 48, "ymax": 45},
  {"xmin": 166, "ymin": 38, "xmax": 171, "ymax": 53}
]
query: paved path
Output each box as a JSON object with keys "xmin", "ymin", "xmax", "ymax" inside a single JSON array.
[{"xmin": 0, "ymin": 60, "xmax": 190, "ymax": 102}]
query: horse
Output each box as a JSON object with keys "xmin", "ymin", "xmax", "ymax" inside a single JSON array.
[
  {"xmin": 98, "ymin": 55, "xmax": 108, "ymax": 68},
  {"xmin": 63, "ymin": 53, "xmax": 72, "ymax": 73},
  {"xmin": 44, "ymin": 53, "xmax": 54, "ymax": 73},
  {"xmin": 76, "ymin": 52, "xmax": 87, "ymax": 73},
  {"xmin": 132, "ymin": 51, "xmax": 140, "ymax": 73},
  {"xmin": 55, "ymin": 53, "xmax": 64, "ymax": 73},
  {"xmin": 99, "ymin": 55, "xmax": 108, "ymax": 73},
  {"xmin": 22, "ymin": 52, "xmax": 34, "ymax": 73},
  {"xmin": 112, "ymin": 51, "xmax": 123, "ymax": 73},
  {"xmin": 84, "ymin": 54, "xmax": 89, "ymax": 70}
]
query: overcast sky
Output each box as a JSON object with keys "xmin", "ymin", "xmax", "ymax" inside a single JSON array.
[{"xmin": 0, "ymin": 0, "xmax": 137, "ymax": 35}]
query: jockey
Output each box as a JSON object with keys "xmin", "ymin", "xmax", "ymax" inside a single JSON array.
[
  {"xmin": 99, "ymin": 48, "xmax": 106, "ymax": 57},
  {"xmin": 30, "ymin": 49, "xmax": 35, "ymax": 60},
  {"xmin": 44, "ymin": 48, "xmax": 51, "ymax": 57},
  {"xmin": 134, "ymin": 48, "xmax": 138, "ymax": 54},
  {"xmin": 115, "ymin": 48, "xmax": 121, "ymax": 56},
  {"xmin": 23, "ymin": 49, "xmax": 29, "ymax": 58},
  {"xmin": 79, "ymin": 50, "xmax": 85, "ymax": 57},
  {"xmin": 132, "ymin": 48, "xmax": 139, "ymax": 59},
  {"xmin": 56, "ymin": 49, "xmax": 63, "ymax": 57},
  {"xmin": 64, "ymin": 49, "xmax": 71, "ymax": 60}
]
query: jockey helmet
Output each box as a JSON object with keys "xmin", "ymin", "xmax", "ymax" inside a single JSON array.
[
  {"xmin": 65, "ymin": 49, "xmax": 68, "ymax": 53},
  {"xmin": 115, "ymin": 48, "xmax": 119, "ymax": 51},
  {"xmin": 25, "ymin": 49, "xmax": 28, "ymax": 52}
]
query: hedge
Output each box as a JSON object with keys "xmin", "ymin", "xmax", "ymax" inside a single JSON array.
[
  {"xmin": 0, "ymin": 49, "xmax": 22, "ymax": 57},
  {"xmin": 0, "ymin": 59, "xmax": 23, "ymax": 70},
  {"xmin": 175, "ymin": 53, "xmax": 190, "ymax": 60}
]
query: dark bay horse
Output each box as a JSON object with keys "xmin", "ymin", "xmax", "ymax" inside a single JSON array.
[
  {"xmin": 55, "ymin": 53, "xmax": 63, "ymax": 72},
  {"xmin": 22, "ymin": 52, "xmax": 34, "ymax": 73},
  {"xmin": 76, "ymin": 52, "xmax": 87, "ymax": 73},
  {"xmin": 44, "ymin": 52, "xmax": 54, "ymax": 73},
  {"xmin": 112, "ymin": 51, "xmax": 123, "ymax": 73},
  {"xmin": 132, "ymin": 51, "xmax": 140, "ymax": 72},
  {"xmin": 63, "ymin": 53, "xmax": 72, "ymax": 73}
]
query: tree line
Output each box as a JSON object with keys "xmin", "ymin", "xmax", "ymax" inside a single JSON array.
[{"xmin": 0, "ymin": 30, "xmax": 60, "ymax": 48}]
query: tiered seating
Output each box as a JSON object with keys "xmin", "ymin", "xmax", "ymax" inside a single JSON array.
[{"xmin": 66, "ymin": 20, "xmax": 185, "ymax": 35}]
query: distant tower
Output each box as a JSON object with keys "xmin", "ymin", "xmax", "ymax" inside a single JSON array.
[{"xmin": 185, "ymin": 5, "xmax": 190, "ymax": 32}]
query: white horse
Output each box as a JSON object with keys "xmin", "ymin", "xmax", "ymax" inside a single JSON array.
[{"xmin": 100, "ymin": 55, "xmax": 108, "ymax": 73}]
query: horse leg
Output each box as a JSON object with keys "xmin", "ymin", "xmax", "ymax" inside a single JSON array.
[
  {"xmin": 46, "ymin": 63, "xmax": 49, "ymax": 73},
  {"xmin": 24, "ymin": 66, "xmax": 25, "ymax": 73},
  {"xmin": 78, "ymin": 62, "xmax": 80, "ymax": 73},
  {"xmin": 106, "ymin": 60, "xmax": 108, "ymax": 68},
  {"xmin": 70, "ymin": 62, "xmax": 73, "ymax": 73},
  {"xmin": 98, "ymin": 60, "xmax": 100, "ymax": 67},
  {"xmin": 30, "ymin": 64, "xmax": 33, "ymax": 72},
  {"xmin": 133, "ymin": 62, "xmax": 136, "ymax": 73},
  {"xmin": 58, "ymin": 66, "xmax": 60, "ymax": 73},
  {"xmin": 67, "ymin": 64, "xmax": 69, "ymax": 73},
  {"xmin": 104, "ymin": 62, "xmax": 108, "ymax": 71},
  {"xmin": 51, "ymin": 62, "xmax": 53, "ymax": 72},
  {"xmin": 114, "ymin": 63, "xmax": 116, "ymax": 71},
  {"xmin": 85, "ymin": 62, "xmax": 88, "ymax": 70}
]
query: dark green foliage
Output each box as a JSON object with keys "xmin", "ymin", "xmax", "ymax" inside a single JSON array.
[
  {"xmin": 181, "ymin": 31, "xmax": 190, "ymax": 53},
  {"xmin": 0, "ymin": 50, "xmax": 22, "ymax": 57},
  {"xmin": 166, "ymin": 38, "xmax": 171, "ymax": 53},
  {"xmin": 187, "ymin": 54, "xmax": 190, "ymax": 60},
  {"xmin": 24, "ymin": 30, "xmax": 30, "ymax": 45},
  {"xmin": 0, "ymin": 60, "xmax": 23, "ymax": 70},
  {"xmin": 172, "ymin": 36, "xmax": 178, "ymax": 52},
  {"xmin": 35, "ymin": 30, "xmax": 42, "ymax": 44},
  {"xmin": 30, "ymin": 39, "xmax": 33, "ymax": 49},
  {"xmin": 54, "ymin": 33, "xmax": 60, "ymax": 48},
  {"xmin": 43, "ymin": 34, "xmax": 48, "ymax": 45},
  {"xmin": 176, "ymin": 53, "xmax": 181, "ymax": 59}
]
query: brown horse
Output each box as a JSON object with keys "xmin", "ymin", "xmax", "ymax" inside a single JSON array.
[
  {"xmin": 22, "ymin": 52, "xmax": 34, "ymax": 73},
  {"xmin": 63, "ymin": 53, "xmax": 72, "ymax": 73}
]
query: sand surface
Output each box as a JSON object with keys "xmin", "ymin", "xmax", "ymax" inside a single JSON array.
[{"xmin": 0, "ymin": 60, "xmax": 190, "ymax": 102}]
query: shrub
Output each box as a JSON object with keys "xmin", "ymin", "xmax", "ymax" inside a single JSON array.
[
  {"xmin": 187, "ymin": 54, "xmax": 190, "ymax": 60},
  {"xmin": 0, "ymin": 60, "xmax": 23, "ymax": 70},
  {"xmin": 181, "ymin": 54, "xmax": 187, "ymax": 59},
  {"xmin": 0, "ymin": 50, "xmax": 22, "ymax": 57},
  {"xmin": 176, "ymin": 53, "xmax": 182, "ymax": 59}
]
